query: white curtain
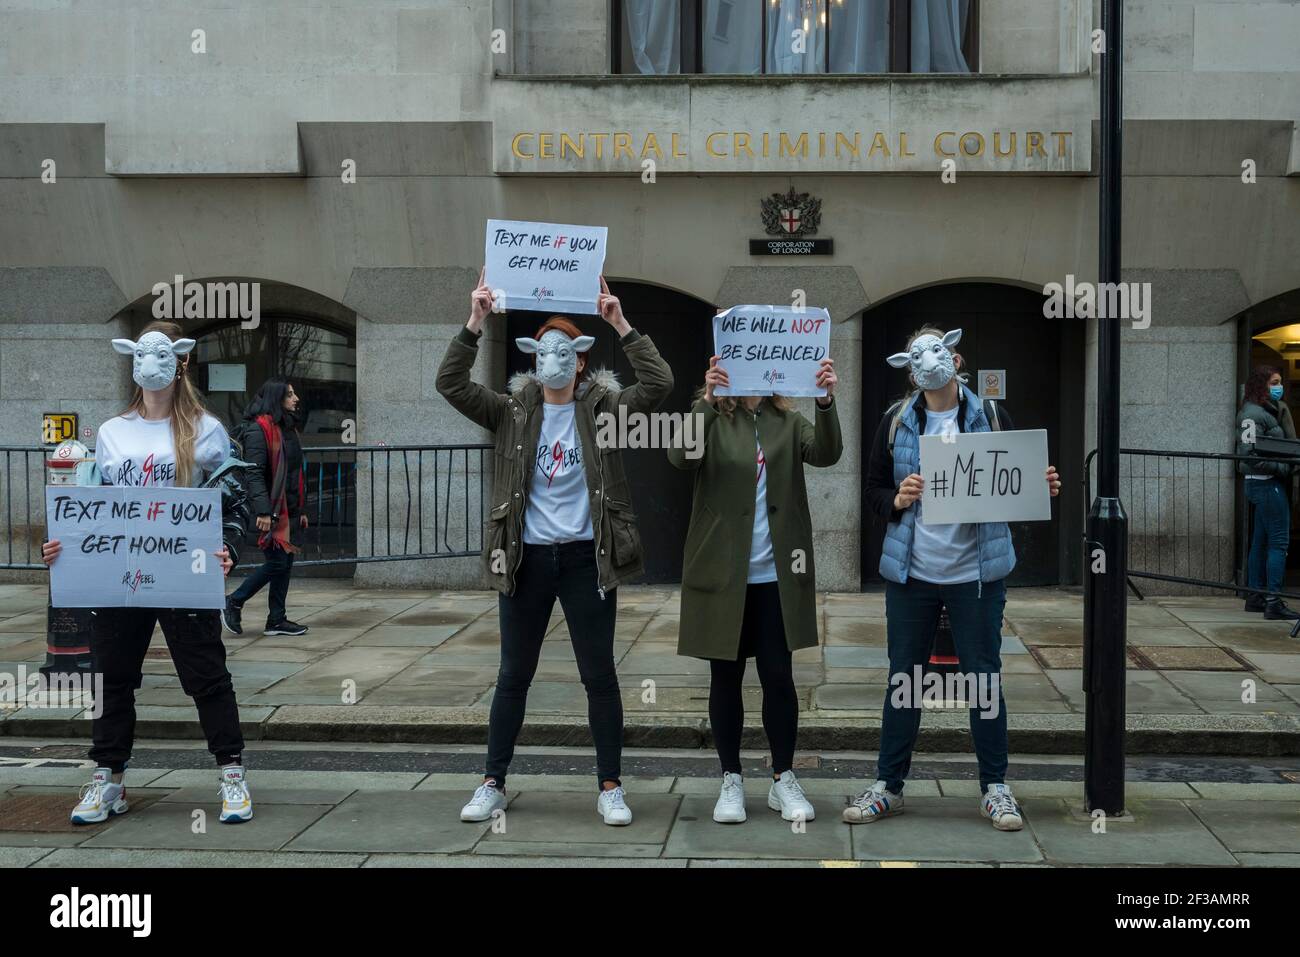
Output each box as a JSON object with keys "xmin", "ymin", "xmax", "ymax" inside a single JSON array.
[
  {"xmin": 766, "ymin": 0, "xmax": 828, "ymax": 74},
  {"xmin": 911, "ymin": 0, "xmax": 971, "ymax": 73},
  {"xmin": 829, "ymin": 0, "xmax": 890, "ymax": 72},
  {"xmin": 703, "ymin": 0, "xmax": 763, "ymax": 74},
  {"xmin": 624, "ymin": 0, "xmax": 681, "ymax": 74}
]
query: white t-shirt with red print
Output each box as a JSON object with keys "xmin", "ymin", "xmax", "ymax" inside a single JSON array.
[
  {"xmin": 522, "ymin": 401, "xmax": 594, "ymax": 545},
  {"xmin": 95, "ymin": 412, "xmax": 230, "ymax": 488}
]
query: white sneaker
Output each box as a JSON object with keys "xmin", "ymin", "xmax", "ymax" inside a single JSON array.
[
  {"xmin": 713, "ymin": 772, "xmax": 747, "ymax": 824},
  {"xmin": 70, "ymin": 768, "xmax": 128, "ymax": 825},
  {"xmin": 596, "ymin": 786, "xmax": 633, "ymax": 826},
  {"xmin": 460, "ymin": 781, "xmax": 508, "ymax": 822},
  {"xmin": 981, "ymin": 783, "xmax": 1023, "ymax": 831},
  {"xmin": 218, "ymin": 766, "xmax": 253, "ymax": 823},
  {"xmin": 843, "ymin": 779, "xmax": 904, "ymax": 824},
  {"xmin": 767, "ymin": 770, "xmax": 815, "ymax": 822}
]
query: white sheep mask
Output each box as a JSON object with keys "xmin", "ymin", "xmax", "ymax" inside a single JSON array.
[
  {"xmin": 887, "ymin": 328, "xmax": 962, "ymax": 391},
  {"xmin": 112, "ymin": 331, "xmax": 196, "ymax": 392},
  {"xmin": 515, "ymin": 329, "xmax": 595, "ymax": 391}
]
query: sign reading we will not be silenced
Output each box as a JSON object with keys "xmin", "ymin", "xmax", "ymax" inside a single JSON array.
[
  {"xmin": 484, "ymin": 219, "xmax": 608, "ymax": 314},
  {"xmin": 918, "ymin": 429, "xmax": 1051, "ymax": 525},
  {"xmin": 713, "ymin": 305, "xmax": 831, "ymax": 397},
  {"xmin": 45, "ymin": 486, "xmax": 225, "ymax": 609}
]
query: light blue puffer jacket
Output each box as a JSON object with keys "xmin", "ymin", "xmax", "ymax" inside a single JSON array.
[{"xmin": 878, "ymin": 384, "xmax": 1016, "ymax": 594}]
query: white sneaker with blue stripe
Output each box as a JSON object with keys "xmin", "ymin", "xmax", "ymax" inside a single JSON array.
[
  {"xmin": 843, "ymin": 779, "xmax": 904, "ymax": 824},
  {"xmin": 981, "ymin": 783, "xmax": 1023, "ymax": 831}
]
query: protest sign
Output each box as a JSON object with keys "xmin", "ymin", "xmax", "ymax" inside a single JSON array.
[
  {"xmin": 484, "ymin": 219, "xmax": 608, "ymax": 314},
  {"xmin": 918, "ymin": 429, "xmax": 1051, "ymax": 525},
  {"xmin": 46, "ymin": 485, "xmax": 225, "ymax": 609},
  {"xmin": 712, "ymin": 305, "xmax": 831, "ymax": 397}
]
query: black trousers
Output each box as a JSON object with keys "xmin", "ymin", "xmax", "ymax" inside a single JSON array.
[
  {"xmin": 486, "ymin": 540, "xmax": 622, "ymax": 789},
  {"xmin": 230, "ymin": 544, "xmax": 295, "ymax": 625},
  {"xmin": 709, "ymin": 581, "xmax": 799, "ymax": 776},
  {"xmin": 89, "ymin": 607, "xmax": 244, "ymax": 773}
]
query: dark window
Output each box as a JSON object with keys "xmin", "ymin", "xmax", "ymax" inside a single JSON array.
[{"xmin": 612, "ymin": 0, "xmax": 977, "ymax": 75}]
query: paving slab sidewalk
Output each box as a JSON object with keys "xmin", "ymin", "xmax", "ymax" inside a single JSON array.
[
  {"xmin": 2, "ymin": 768, "xmax": 1296, "ymax": 867},
  {"xmin": 3, "ymin": 582, "xmax": 1300, "ymax": 753}
]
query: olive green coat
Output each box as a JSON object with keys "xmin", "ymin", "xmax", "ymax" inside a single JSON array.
[
  {"xmin": 435, "ymin": 325, "xmax": 674, "ymax": 597},
  {"xmin": 669, "ymin": 397, "xmax": 843, "ymax": 659}
]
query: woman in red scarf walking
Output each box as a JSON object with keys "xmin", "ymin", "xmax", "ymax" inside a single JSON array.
[{"xmin": 223, "ymin": 377, "xmax": 310, "ymax": 637}]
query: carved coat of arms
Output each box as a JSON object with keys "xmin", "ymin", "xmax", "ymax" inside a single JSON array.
[{"xmin": 760, "ymin": 186, "xmax": 822, "ymax": 237}]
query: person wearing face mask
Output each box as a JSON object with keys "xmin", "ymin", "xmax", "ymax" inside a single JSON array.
[
  {"xmin": 1237, "ymin": 366, "xmax": 1299, "ymax": 620},
  {"xmin": 436, "ymin": 270, "xmax": 673, "ymax": 826},
  {"xmin": 846, "ymin": 326, "xmax": 1061, "ymax": 832},
  {"xmin": 42, "ymin": 321, "xmax": 255, "ymax": 826},
  {"xmin": 223, "ymin": 377, "xmax": 310, "ymax": 637}
]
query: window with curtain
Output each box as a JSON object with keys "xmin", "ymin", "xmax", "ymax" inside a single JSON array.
[{"xmin": 613, "ymin": 0, "xmax": 975, "ymax": 75}]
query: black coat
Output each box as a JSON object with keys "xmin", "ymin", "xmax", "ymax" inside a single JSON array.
[{"xmin": 238, "ymin": 418, "xmax": 304, "ymax": 533}]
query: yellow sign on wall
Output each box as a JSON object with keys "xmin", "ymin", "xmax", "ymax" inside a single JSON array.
[{"xmin": 42, "ymin": 413, "xmax": 78, "ymax": 445}]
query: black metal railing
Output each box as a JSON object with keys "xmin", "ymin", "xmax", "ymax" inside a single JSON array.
[
  {"xmin": 1083, "ymin": 446, "xmax": 1300, "ymax": 602},
  {"xmin": 0, "ymin": 444, "xmax": 492, "ymax": 570}
]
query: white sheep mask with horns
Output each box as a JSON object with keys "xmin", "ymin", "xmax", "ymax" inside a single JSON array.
[
  {"xmin": 515, "ymin": 329, "xmax": 595, "ymax": 391},
  {"xmin": 112, "ymin": 331, "xmax": 196, "ymax": 392},
  {"xmin": 887, "ymin": 328, "xmax": 963, "ymax": 392}
]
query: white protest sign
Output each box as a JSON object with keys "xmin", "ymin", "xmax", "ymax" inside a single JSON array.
[
  {"xmin": 918, "ymin": 429, "xmax": 1050, "ymax": 525},
  {"xmin": 484, "ymin": 219, "xmax": 608, "ymax": 314},
  {"xmin": 46, "ymin": 486, "xmax": 225, "ymax": 609},
  {"xmin": 713, "ymin": 305, "xmax": 831, "ymax": 397}
]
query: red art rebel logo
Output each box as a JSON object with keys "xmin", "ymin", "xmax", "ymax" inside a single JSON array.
[
  {"xmin": 113, "ymin": 453, "xmax": 176, "ymax": 487},
  {"xmin": 121, "ymin": 569, "xmax": 156, "ymax": 593},
  {"xmin": 536, "ymin": 440, "xmax": 582, "ymax": 488}
]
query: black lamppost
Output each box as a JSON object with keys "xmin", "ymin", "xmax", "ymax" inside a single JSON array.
[{"xmin": 1084, "ymin": 0, "xmax": 1127, "ymax": 814}]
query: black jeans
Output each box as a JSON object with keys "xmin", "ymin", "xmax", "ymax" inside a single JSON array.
[
  {"xmin": 486, "ymin": 540, "xmax": 622, "ymax": 789},
  {"xmin": 708, "ymin": 581, "xmax": 799, "ymax": 776},
  {"xmin": 89, "ymin": 607, "xmax": 244, "ymax": 773},
  {"xmin": 230, "ymin": 545, "xmax": 295, "ymax": 625}
]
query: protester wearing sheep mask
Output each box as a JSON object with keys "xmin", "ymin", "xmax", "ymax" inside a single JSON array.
[
  {"xmin": 112, "ymin": 329, "xmax": 196, "ymax": 392},
  {"xmin": 887, "ymin": 327, "xmax": 965, "ymax": 392},
  {"xmin": 437, "ymin": 270, "xmax": 673, "ymax": 828},
  {"xmin": 44, "ymin": 321, "xmax": 255, "ymax": 829},
  {"xmin": 515, "ymin": 328, "xmax": 596, "ymax": 392},
  {"xmin": 848, "ymin": 325, "xmax": 1061, "ymax": 835}
]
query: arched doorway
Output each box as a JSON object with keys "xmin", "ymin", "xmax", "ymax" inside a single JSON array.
[
  {"xmin": 505, "ymin": 280, "xmax": 715, "ymax": 582},
  {"xmin": 190, "ymin": 315, "xmax": 356, "ymax": 443},
  {"xmin": 1239, "ymin": 288, "xmax": 1300, "ymax": 588},
  {"xmin": 860, "ymin": 281, "xmax": 1085, "ymax": 588},
  {"xmin": 191, "ymin": 315, "xmax": 357, "ymax": 571},
  {"xmin": 115, "ymin": 280, "xmax": 360, "ymax": 573}
]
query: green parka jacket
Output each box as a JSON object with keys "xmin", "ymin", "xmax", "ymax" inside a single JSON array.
[
  {"xmin": 669, "ymin": 396, "xmax": 842, "ymax": 659},
  {"xmin": 435, "ymin": 325, "xmax": 674, "ymax": 597}
]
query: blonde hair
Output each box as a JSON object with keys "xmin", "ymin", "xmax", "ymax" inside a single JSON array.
[
  {"xmin": 695, "ymin": 388, "xmax": 795, "ymax": 417},
  {"xmin": 119, "ymin": 320, "xmax": 209, "ymax": 487}
]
